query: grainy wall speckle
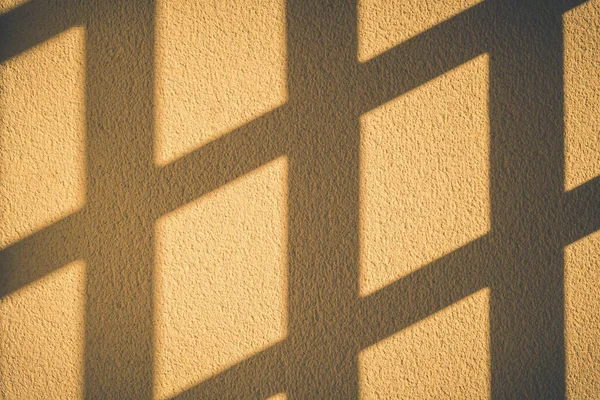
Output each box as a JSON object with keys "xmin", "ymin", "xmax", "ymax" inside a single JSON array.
[{"xmin": 0, "ymin": 0, "xmax": 598, "ymax": 399}]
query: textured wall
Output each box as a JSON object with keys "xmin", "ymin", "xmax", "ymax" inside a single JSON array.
[{"xmin": 0, "ymin": 0, "xmax": 598, "ymax": 399}]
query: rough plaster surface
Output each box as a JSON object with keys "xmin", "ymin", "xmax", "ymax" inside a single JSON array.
[
  {"xmin": 0, "ymin": 25, "xmax": 85, "ymax": 400},
  {"xmin": 0, "ymin": 261, "xmax": 85, "ymax": 399},
  {"xmin": 0, "ymin": 0, "xmax": 25, "ymax": 12},
  {"xmin": 155, "ymin": 0, "xmax": 286, "ymax": 165},
  {"xmin": 0, "ymin": 0, "xmax": 599, "ymax": 399},
  {"xmin": 360, "ymin": 54, "xmax": 489, "ymax": 296},
  {"xmin": 563, "ymin": 2, "xmax": 600, "ymax": 396},
  {"xmin": 564, "ymin": 0, "xmax": 600, "ymax": 190},
  {"xmin": 565, "ymin": 231, "xmax": 600, "ymax": 399},
  {"xmin": 155, "ymin": 158, "xmax": 287, "ymax": 399},
  {"xmin": 360, "ymin": 289, "xmax": 490, "ymax": 399},
  {"xmin": 358, "ymin": 0, "xmax": 481, "ymax": 61},
  {"xmin": 0, "ymin": 26, "xmax": 85, "ymax": 249}
]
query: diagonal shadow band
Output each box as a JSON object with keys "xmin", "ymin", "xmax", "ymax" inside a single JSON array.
[
  {"xmin": 2, "ymin": 171, "xmax": 595, "ymax": 301},
  {"xmin": 0, "ymin": 0, "xmax": 83, "ymax": 63},
  {"xmin": 156, "ymin": 106, "xmax": 289, "ymax": 216},
  {"xmin": 1, "ymin": 0, "xmax": 598, "ymax": 398}
]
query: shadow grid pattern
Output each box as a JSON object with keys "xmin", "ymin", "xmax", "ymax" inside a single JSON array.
[{"xmin": 1, "ymin": 0, "xmax": 599, "ymax": 398}]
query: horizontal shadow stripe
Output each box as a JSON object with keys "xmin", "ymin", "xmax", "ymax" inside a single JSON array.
[
  {"xmin": 0, "ymin": 213, "xmax": 84, "ymax": 297},
  {"xmin": 171, "ymin": 342, "xmax": 286, "ymax": 400},
  {"xmin": 563, "ymin": 176, "xmax": 600, "ymax": 245},
  {"xmin": 358, "ymin": 2, "xmax": 490, "ymax": 113},
  {"xmin": 358, "ymin": 235, "xmax": 491, "ymax": 349},
  {"xmin": 156, "ymin": 106, "xmax": 288, "ymax": 215}
]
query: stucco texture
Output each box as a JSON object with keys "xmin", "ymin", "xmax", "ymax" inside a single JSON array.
[{"xmin": 0, "ymin": 0, "xmax": 599, "ymax": 399}]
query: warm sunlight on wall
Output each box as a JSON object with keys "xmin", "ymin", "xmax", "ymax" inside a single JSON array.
[
  {"xmin": 0, "ymin": 261, "xmax": 85, "ymax": 399},
  {"xmin": 154, "ymin": 0, "xmax": 287, "ymax": 165},
  {"xmin": 563, "ymin": 0, "xmax": 600, "ymax": 191},
  {"xmin": 565, "ymin": 232, "xmax": 600, "ymax": 399},
  {"xmin": 0, "ymin": 24, "xmax": 86, "ymax": 399},
  {"xmin": 2, "ymin": 0, "xmax": 600, "ymax": 397},
  {"xmin": 360, "ymin": 54, "xmax": 489, "ymax": 296},
  {"xmin": 360, "ymin": 289, "xmax": 490, "ymax": 399},
  {"xmin": 358, "ymin": 0, "xmax": 481, "ymax": 61},
  {"xmin": 154, "ymin": 158, "xmax": 287, "ymax": 399},
  {"xmin": 0, "ymin": 26, "xmax": 86, "ymax": 249},
  {"xmin": 564, "ymin": 2, "xmax": 600, "ymax": 397}
]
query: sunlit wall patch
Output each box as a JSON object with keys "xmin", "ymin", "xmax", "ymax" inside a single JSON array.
[
  {"xmin": 563, "ymin": 0, "xmax": 600, "ymax": 191},
  {"xmin": 0, "ymin": 261, "xmax": 86, "ymax": 399},
  {"xmin": 565, "ymin": 230, "xmax": 600, "ymax": 398},
  {"xmin": 563, "ymin": 2, "xmax": 600, "ymax": 395},
  {"xmin": 359, "ymin": 54, "xmax": 490, "ymax": 297},
  {"xmin": 154, "ymin": 157, "xmax": 288, "ymax": 399},
  {"xmin": 359, "ymin": 288, "xmax": 490, "ymax": 399},
  {"xmin": 0, "ymin": 26, "xmax": 86, "ymax": 250},
  {"xmin": 267, "ymin": 393, "xmax": 287, "ymax": 400},
  {"xmin": 358, "ymin": 0, "xmax": 482, "ymax": 62},
  {"xmin": 0, "ymin": 0, "xmax": 30, "ymax": 13},
  {"xmin": 154, "ymin": 0, "xmax": 287, "ymax": 166}
]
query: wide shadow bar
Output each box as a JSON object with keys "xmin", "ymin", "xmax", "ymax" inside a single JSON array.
[
  {"xmin": 1, "ymin": 0, "xmax": 598, "ymax": 398},
  {"xmin": 284, "ymin": 0, "xmax": 361, "ymax": 398},
  {"xmin": 488, "ymin": 0, "xmax": 567, "ymax": 397},
  {"xmin": 83, "ymin": 1, "xmax": 156, "ymax": 398}
]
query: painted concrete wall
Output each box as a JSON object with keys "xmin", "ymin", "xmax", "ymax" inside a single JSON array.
[{"xmin": 0, "ymin": 0, "xmax": 598, "ymax": 398}]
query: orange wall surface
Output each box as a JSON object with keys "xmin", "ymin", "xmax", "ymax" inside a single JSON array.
[{"xmin": 1, "ymin": 0, "xmax": 599, "ymax": 398}]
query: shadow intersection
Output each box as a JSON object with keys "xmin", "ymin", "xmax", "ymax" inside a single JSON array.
[{"xmin": 1, "ymin": 0, "xmax": 599, "ymax": 398}]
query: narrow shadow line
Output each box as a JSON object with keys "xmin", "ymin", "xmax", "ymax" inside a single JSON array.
[
  {"xmin": 82, "ymin": 1, "xmax": 156, "ymax": 398},
  {"xmin": 0, "ymin": 213, "xmax": 84, "ymax": 297},
  {"xmin": 283, "ymin": 0, "xmax": 361, "ymax": 398},
  {"xmin": 563, "ymin": 176, "xmax": 600, "ymax": 245},
  {"xmin": 358, "ymin": 236, "xmax": 491, "ymax": 349},
  {"xmin": 487, "ymin": 1, "xmax": 567, "ymax": 397},
  {"xmin": 172, "ymin": 343, "xmax": 287, "ymax": 400},
  {"xmin": 156, "ymin": 106, "xmax": 289, "ymax": 216},
  {"xmin": 358, "ymin": 1, "xmax": 490, "ymax": 113}
]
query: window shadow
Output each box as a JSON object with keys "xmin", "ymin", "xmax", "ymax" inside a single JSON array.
[{"xmin": 1, "ymin": 0, "xmax": 598, "ymax": 399}]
